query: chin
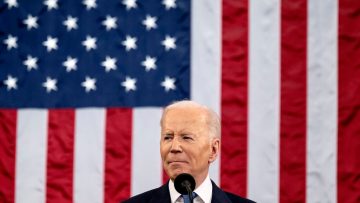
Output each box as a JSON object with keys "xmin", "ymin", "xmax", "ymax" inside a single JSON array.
[{"xmin": 168, "ymin": 168, "xmax": 189, "ymax": 179}]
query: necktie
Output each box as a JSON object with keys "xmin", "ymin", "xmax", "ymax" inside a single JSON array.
[{"xmin": 182, "ymin": 192, "xmax": 197, "ymax": 203}]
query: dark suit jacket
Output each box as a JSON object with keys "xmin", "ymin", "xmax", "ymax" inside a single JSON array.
[{"xmin": 122, "ymin": 181, "xmax": 255, "ymax": 203}]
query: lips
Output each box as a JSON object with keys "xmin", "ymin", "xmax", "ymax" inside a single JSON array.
[{"xmin": 168, "ymin": 160, "xmax": 187, "ymax": 164}]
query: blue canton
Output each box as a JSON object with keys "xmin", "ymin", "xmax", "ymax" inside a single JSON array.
[{"xmin": 0, "ymin": 0, "xmax": 190, "ymax": 107}]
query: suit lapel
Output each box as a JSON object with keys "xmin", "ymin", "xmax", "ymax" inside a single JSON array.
[
  {"xmin": 149, "ymin": 180, "xmax": 233, "ymax": 203},
  {"xmin": 211, "ymin": 181, "xmax": 232, "ymax": 203},
  {"xmin": 149, "ymin": 182, "xmax": 172, "ymax": 203}
]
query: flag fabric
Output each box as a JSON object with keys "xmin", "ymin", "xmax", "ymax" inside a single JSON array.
[{"xmin": 1, "ymin": 0, "xmax": 359, "ymax": 203}]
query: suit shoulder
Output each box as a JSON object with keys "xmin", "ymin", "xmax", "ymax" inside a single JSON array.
[
  {"xmin": 225, "ymin": 191, "xmax": 256, "ymax": 203},
  {"xmin": 122, "ymin": 183, "xmax": 170, "ymax": 203},
  {"xmin": 211, "ymin": 180, "xmax": 255, "ymax": 203},
  {"xmin": 122, "ymin": 188, "xmax": 158, "ymax": 203}
]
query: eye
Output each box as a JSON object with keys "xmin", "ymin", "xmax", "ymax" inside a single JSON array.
[
  {"xmin": 163, "ymin": 133, "xmax": 173, "ymax": 140},
  {"xmin": 182, "ymin": 134, "xmax": 193, "ymax": 140}
]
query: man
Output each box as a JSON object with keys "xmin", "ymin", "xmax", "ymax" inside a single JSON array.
[{"xmin": 123, "ymin": 100, "xmax": 255, "ymax": 203}]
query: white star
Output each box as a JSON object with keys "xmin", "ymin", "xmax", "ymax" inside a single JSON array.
[
  {"xmin": 122, "ymin": 35, "xmax": 137, "ymax": 51},
  {"xmin": 81, "ymin": 76, "xmax": 96, "ymax": 92},
  {"xmin": 44, "ymin": 0, "xmax": 58, "ymax": 10},
  {"xmin": 42, "ymin": 77, "xmax": 57, "ymax": 93},
  {"xmin": 23, "ymin": 15, "xmax": 38, "ymax": 30},
  {"xmin": 63, "ymin": 16, "xmax": 78, "ymax": 31},
  {"xmin": 161, "ymin": 76, "xmax": 176, "ymax": 92},
  {"xmin": 43, "ymin": 36, "xmax": 58, "ymax": 52},
  {"xmin": 83, "ymin": 0, "xmax": 97, "ymax": 10},
  {"xmin": 141, "ymin": 55, "xmax": 157, "ymax": 71},
  {"xmin": 82, "ymin": 35, "xmax": 97, "ymax": 51},
  {"xmin": 63, "ymin": 56, "xmax": 78, "ymax": 72},
  {"xmin": 3, "ymin": 75, "xmax": 17, "ymax": 90},
  {"xmin": 122, "ymin": 0, "xmax": 137, "ymax": 10},
  {"xmin": 101, "ymin": 56, "xmax": 117, "ymax": 72},
  {"xmin": 142, "ymin": 15, "xmax": 157, "ymax": 31},
  {"xmin": 5, "ymin": 0, "xmax": 18, "ymax": 9},
  {"xmin": 102, "ymin": 15, "xmax": 117, "ymax": 31},
  {"xmin": 162, "ymin": 0, "xmax": 176, "ymax": 10},
  {"xmin": 161, "ymin": 35, "xmax": 176, "ymax": 51},
  {"xmin": 23, "ymin": 55, "xmax": 38, "ymax": 71},
  {"xmin": 121, "ymin": 76, "xmax": 136, "ymax": 92},
  {"xmin": 3, "ymin": 35, "xmax": 18, "ymax": 50}
]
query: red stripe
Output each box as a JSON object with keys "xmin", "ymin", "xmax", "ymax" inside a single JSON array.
[
  {"xmin": 104, "ymin": 108, "xmax": 132, "ymax": 203},
  {"xmin": 46, "ymin": 109, "xmax": 75, "ymax": 203},
  {"xmin": 221, "ymin": 0, "xmax": 249, "ymax": 197},
  {"xmin": 162, "ymin": 168, "xmax": 169, "ymax": 184},
  {"xmin": 338, "ymin": 1, "xmax": 360, "ymax": 202},
  {"xmin": 0, "ymin": 110, "xmax": 17, "ymax": 203},
  {"xmin": 280, "ymin": 0, "xmax": 307, "ymax": 202}
]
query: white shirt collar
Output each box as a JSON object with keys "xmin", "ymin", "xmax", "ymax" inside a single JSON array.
[{"xmin": 168, "ymin": 174, "xmax": 212, "ymax": 203}]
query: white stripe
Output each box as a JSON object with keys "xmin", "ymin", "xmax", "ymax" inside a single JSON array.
[
  {"xmin": 191, "ymin": 0, "xmax": 221, "ymax": 185},
  {"xmin": 16, "ymin": 110, "xmax": 48, "ymax": 203},
  {"xmin": 307, "ymin": 0, "xmax": 338, "ymax": 202},
  {"xmin": 131, "ymin": 108, "xmax": 162, "ymax": 196},
  {"xmin": 74, "ymin": 108, "xmax": 105, "ymax": 203},
  {"xmin": 248, "ymin": 0, "xmax": 280, "ymax": 202}
]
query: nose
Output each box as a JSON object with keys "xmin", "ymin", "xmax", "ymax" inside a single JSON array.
[{"xmin": 170, "ymin": 137, "xmax": 182, "ymax": 153}]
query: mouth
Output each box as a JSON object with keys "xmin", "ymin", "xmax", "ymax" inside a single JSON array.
[{"xmin": 168, "ymin": 160, "xmax": 187, "ymax": 164}]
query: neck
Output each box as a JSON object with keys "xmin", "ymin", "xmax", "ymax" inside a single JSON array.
[{"xmin": 194, "ymin": 171, "xmax": 208, "ymax": 190}]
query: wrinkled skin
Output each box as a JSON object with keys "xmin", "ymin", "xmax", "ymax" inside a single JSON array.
[{"xmin": 160, "ymin": 106, "xmax": 220, "ymax": 188}]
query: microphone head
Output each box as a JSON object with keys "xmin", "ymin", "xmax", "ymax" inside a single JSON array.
[{"xmin": 174, "ymin": 173, "xmax": 196, "ymax": 195}]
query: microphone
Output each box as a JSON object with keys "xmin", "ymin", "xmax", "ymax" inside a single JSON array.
[{"xmin": 174, "ymin": 173, "xmax": 196, "ymax": 203}]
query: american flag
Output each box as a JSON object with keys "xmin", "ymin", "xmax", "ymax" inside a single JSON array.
[{"xmin": 1, "ymin": 0, "xmax": 359, "ymax": 203}]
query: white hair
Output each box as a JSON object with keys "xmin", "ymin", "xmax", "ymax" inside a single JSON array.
[{"xmin": 161, "ymin": 100, "xmax": 221, "ymax": 139}]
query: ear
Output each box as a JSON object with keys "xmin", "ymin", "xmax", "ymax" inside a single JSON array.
[{"xmin": 209, "ymin": 138, "xmax": 220, "ymax": 163}]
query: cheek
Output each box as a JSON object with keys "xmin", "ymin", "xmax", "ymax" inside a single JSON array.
[
  {"xmin": 160, "ymin": 142, "xmax": 169, "ymax": 159},
  {"xmin": 194, "ymin": 146, "xmax": 212, "ymax": 163}
]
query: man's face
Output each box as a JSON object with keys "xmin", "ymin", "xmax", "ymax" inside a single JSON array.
[{"xmin": 160, "ymin": 107, "xmax": 219, "ymax": 183}]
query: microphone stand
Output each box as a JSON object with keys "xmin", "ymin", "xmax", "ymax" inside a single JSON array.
[
  {"xmin": 174, "ymin": 173, "xmax": 196, "ymax": 203},
  {"xmin": 182, "ymin": 180, "xmax": 194, "ymax": 203}
]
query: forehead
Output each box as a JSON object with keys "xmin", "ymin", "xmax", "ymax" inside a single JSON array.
[{"xmin": 161, "ymin": 107, "xmax": 208, "ymax": 127}]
